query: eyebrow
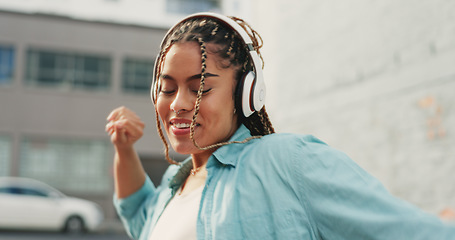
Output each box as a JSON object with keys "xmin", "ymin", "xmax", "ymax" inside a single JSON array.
[{"xmin": 160, "ymin": 72, "xmax": 220, "ymax": 81}]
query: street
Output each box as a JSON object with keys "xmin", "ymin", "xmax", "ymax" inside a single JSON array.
[{"xmin": 0, "ymin": 231, "xmax": 130, "ymax": 240}]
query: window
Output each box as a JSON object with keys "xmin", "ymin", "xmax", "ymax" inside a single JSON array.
[
  {"xmin": 122, "ymin": 58, "xmax": 154, "ymax": 94},
  {"xmin": 26, "ymin": 49, "xmax": 111, "ymax": 90},
  {"xmin": 0, "ymin": 45, "xmax": 14, "ymax": 85},
  {"xmin": 19, "ymin": 187, "xmax": 48, "ymax": 197},
  {"xmin": 166, "ymin": 0, "xmax": 221, "ymax": 14},
  {"xmin": 0, "ymin": 187, "xmax": 20, "ymax": 194},
  {"xmin": 20, "ymin": 137, "xmax": 112, "ymax": 194},
  {"xmin": 0, "ymin": 187, "xmax": 48, "ymax": 197},
  {"xmin": 0, "ymin": 186, "xmax": 48, "ymax": 197},
  {"xmin": 0, "ymin": 136, "xmax": 11, "ymax": 176}
]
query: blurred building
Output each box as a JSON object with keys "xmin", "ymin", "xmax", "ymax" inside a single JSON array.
[{"xmin": 0, "ymin": 0, "xmax": 250, "ymax": 223}]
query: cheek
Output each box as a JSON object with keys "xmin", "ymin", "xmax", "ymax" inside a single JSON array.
[
  {"xmin": 203, "ymin": 94, "xmax": 235, "ymax": 120},
  {"xmin": 156, "ymin": 98, "xmax": 170, "ymax": 120}
]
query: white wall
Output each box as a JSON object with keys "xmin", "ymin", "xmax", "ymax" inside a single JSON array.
[{"xmin": 252, "ymin": 0, "xmax": 455, "ymax": 214}]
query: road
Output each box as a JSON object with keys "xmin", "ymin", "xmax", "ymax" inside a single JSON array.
[{"xmin": 0, "ymin": 231, "xmax": 130, "ymax": 240}]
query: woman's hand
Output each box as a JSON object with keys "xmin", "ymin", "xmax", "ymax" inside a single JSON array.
[
  {"xmin": 106, "ymin": 106, "xmax": 147, "ymax": 198},
  {"xmin": 105, "ymin": 106, "xmax": 145, "ymax": 149}
]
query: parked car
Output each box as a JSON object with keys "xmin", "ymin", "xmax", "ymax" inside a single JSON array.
[{"xmin": 0, "ymin": 177, "xmax": 103, "ymax": 233}]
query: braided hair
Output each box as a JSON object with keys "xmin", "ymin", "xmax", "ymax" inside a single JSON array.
[{"xmin": 154, "ymin": 16, "xmax": 275, "ymax": 164}]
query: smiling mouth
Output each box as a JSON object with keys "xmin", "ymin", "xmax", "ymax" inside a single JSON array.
[
  {"xmin": 171, "ymin": 122, "xmax": 200, "ymax": 129},
  {"xmin": 173, "ymin": 122, "xmax": 191, "ymax": 129}
]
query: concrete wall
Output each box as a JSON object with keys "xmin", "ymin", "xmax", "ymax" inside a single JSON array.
[{"xmin": 253, "ymin": 0, "xmax": 455, "ymax": 213}]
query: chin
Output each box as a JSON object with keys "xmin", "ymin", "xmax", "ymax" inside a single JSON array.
[
  {"xmin": 171, "ymin": 139, "xmax": 215, "ymax": 156},
  {"xmin": 170, "ymin": 142, "xmax": 198, "ymax": 155}
]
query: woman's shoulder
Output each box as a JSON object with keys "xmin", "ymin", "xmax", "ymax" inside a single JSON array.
[
  {"xmin": 252, "ymin": 132, "xmax": 330, "ymax": 152},
  {"xmin": 245, "ymin": 132, "xmax": 353, "ymax": 169}
]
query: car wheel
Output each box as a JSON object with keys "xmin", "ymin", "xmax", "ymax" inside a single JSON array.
[{"xmin": 64, "ymin": 216, "xmax": 85, "ymax": 234}]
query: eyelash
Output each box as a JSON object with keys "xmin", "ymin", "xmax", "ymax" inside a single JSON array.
[
  {"xmin": 193, "ymin": 88, "xmax": 212, "ymax": 94},
  {"xmin": 160, "ymin": 88, "xmax": 212, "ymax": 95}
]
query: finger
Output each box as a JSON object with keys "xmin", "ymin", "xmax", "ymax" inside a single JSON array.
[
  {"xmin": 107, "ymin": 106, "xmax": 130, "ymax": 121},
  {"xmin": 119, "ymin": 112, "xmax": 143, "ymax": 126},
  {"xmin": 113, "ymin": 114, "xmax": 145, "ymax": 130},
  {"xmin": 105, "ymin": 121, "xmax": 114, "ymax": 133},
  {"xmin": 107, "ymin": 109, "xmax": 119, "ymax": 121},
  {"xmin": 110, "ymin": 125, "xmax": 128, "ymax": 144},
  {"xmin": 116, "ymin": 127, "xmax": 128, "ymax": 143},
  {"xmin": 107, "ymin": 125, "xmax": 115, "ymax": 136},
  {"xmin": 115, "ymin": 119, "xmax": 144, "ymax": 141}
]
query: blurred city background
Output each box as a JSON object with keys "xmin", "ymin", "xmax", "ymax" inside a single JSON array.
[{"xmin": 0, "ymin": 0, "xmax": 454, "ymax": 238}]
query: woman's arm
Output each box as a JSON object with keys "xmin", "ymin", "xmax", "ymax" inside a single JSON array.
[
  {"xmin": 106, "ymin": 106, "xmax": 146, "ymax": 198},
  {"xmin": 292, "ymin": 135, "xmax": 455, "ymax": 239}
]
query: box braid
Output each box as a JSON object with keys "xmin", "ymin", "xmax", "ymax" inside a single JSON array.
[{"xmin": 154, "ymin": 16, "xmax": 275, "ymax": 164}]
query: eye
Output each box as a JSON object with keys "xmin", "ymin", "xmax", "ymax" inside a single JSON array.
[
  {"xmin": 159, "ymin": 80, "xmax": 176, "ymax": 95},
  {"xmin": 192, "ymin": 88, "xmax": 212, "ymax": 95},
  {"xmin": 160, "ymin": 88, "xmax": 175, "ymax": 95}
]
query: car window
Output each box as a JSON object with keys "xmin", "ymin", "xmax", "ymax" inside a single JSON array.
[
  {"xmin": 21, "ymin": 188, "xmax": 49, "ymax": 197},
  {"xmin": 0, "ymin": 187, "xmax": 10, "ymax": 193},
  {"xmin": 0, "ymin": 186, "xmax": 48, "ymax": 197},
  {"xmin": 0, "ymin": 187, "xmax": 21, "ymax": 194}
]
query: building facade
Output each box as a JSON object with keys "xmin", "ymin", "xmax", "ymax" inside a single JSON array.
[{"xmin": 0, "ymin": 9, "xmax": 175, "ymax": 222}]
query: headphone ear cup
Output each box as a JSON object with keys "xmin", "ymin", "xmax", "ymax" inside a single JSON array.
[
  {"xmin": 252, "ymin": 74, "xmax": 265, "ymax": 112},
  {"xmin": 151, "ymin": 78, "xmax": 156, "ymax": 103},
  {"xmin": 234, "ymin": 74, "xmax": 244, "ymax": 116},
  {"xmin": 151, "ymin": 54, "xmax": 160, "ymax": 104},
  {"xmin": 151, "ymin": 77, "xmax": 160, "ymax": 104},
  {"xmin": 241, "ymin": 71, "xmax": 256, "ymax": 117}
]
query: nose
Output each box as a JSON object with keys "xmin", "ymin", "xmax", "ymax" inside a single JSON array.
[{"xmin": 170, "ymin": 88, "xmax": 195, "ymax": 114}]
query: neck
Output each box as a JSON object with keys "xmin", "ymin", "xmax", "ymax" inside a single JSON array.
[{"xmin": 191, "ymin": 148, "xmax": 216, "ymax": 169}]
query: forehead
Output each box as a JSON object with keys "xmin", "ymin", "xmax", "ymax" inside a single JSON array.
[
  {"xmin": 161, "ymin": 41, "xmax": 231, "ymax": 72},
  {"xmin": 160, "ymin": 41, "xmax": 237, "ymax": 87},
  {"xmin": 167, "ymin": 41, "xmax": 201, "ymax": 55},
  {"xmin": 160, "ymin": 42, "xmax": 201, "ymax": 74}
]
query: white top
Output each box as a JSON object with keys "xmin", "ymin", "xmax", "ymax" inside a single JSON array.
[{"xmin": 148, "ymin": 186, "xmax": 204, "ymax": 240}]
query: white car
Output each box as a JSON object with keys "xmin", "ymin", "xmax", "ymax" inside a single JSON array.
[{"xmin": 0, "ymin": 177, "xmax": 104, "ymax": 233}]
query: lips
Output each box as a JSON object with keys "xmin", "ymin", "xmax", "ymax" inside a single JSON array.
[{"xmin": 169, "ymin": 118, "xmax": 199, "ymax": 135}]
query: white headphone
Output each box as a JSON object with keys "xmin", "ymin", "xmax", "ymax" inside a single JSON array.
[{"xmin": 151, "ymin": 12, "xmax": 266, "ymax": 117}]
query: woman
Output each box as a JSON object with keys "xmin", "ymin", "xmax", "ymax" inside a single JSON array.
[{"xmin": 106, "ymin": 12, "xmax": 455, "ymax": 240}]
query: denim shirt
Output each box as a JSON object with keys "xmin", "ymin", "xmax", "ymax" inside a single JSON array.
[{"xmin": 114, "ymin": 125, "xmax": 455, "ymax": 240}]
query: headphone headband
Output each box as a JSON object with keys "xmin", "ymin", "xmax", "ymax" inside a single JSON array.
[
  {"xmin": 160, "ymin": 12, "xmax": 254, "ymax": 49},
  {"xmin": 151, "ymin": 12, "xmax": 266, "ymax": 117}
]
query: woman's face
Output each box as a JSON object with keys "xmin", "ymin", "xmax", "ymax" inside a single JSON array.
[{"xmin": 156, "ymin": 41, "xmax": 239, "ymax": 158}]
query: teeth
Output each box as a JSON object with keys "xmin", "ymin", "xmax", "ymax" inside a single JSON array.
[{"xmin": 174, "ymin": 123, "xmax": 191, "ymax": 129}]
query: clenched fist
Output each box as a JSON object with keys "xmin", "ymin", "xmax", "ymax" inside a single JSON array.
[{"xmin": 105, "ymin": 106, "xmax": 145, "ymax": 149}]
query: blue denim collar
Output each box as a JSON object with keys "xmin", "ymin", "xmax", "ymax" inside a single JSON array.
[{"xmin": 168, "ymin": 124, "xmax": 253, "ymax": 194}]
